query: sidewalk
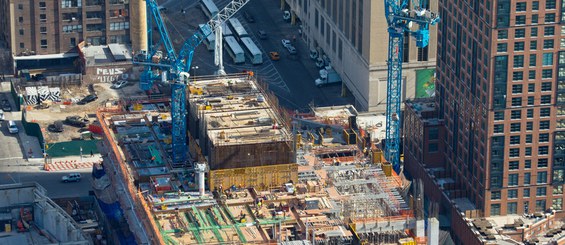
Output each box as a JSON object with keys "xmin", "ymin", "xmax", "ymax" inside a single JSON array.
[{"xmin": 44, "ymin": 154, "xmax": 104, "ymax": 171}]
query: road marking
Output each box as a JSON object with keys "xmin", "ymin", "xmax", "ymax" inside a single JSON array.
[{"xmin": 0, "ymin": 157, "xmax": 24, "ymax": 161}]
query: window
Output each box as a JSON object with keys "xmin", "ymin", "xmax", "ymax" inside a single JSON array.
[
  {"xmin": 39, "ymin": 2, "xmax": 46, "ymax": 9},
  {"xmin": 525, "ymin": 160, "xmax": 532, "ymax": 169},
  {"xmin": 528, "ymin": 96, "xmax": 534, "ymax": 105},
  {"xmin": 546, "ymin": 13, "xmax": 556, "ymax": 23},
  {"xmin": 511, "ymin": 110, "xmax": 521, "ymax": 119},
  {"xmin": 19, "ymin": 43, "xmax": 24, "ymax": 49},
  {"xmin": 39, "ymin": 14, "xmax": 46, "ymax": 22},
  {"xmin": 538, "ymin": 171, "xmax": 548, "ymax": 184},
  {"xmin": 512, "ymin": 97, "xmax": 522, "ymax": 106},
  {"xmin": 540, "ymin": 133, "xmax": 549, "ymax": 142},
  {"xmin": 513, "ymin": 71, "xmax": 523, "ymax": 80},
  {"xmin": 40, "ymin": 39, "xmax": 47, "ymax": 48},
  {"xmin": 546, "ymin": 0, "xmax": 556, "ymax": 9},
  {"xmin": 524, "ymin": 188, "xmax": 530, "ymax": 197},
  {"xmin": 553, "ymin": 198, "xmax": 563, "ymax": 211},
  {"xmin": 536, "ymin": 200, "xmax": 546, "ymax": 212},
  {"xmin": 510, "ymin": 136, "xmax": 520, "ymax": 145},
  {"xmin": 539, "ymin": 146, "xmax": 549, "ymax": 155},
  {"xmin": 509, "ymin": 174, "xmax": 519, "ymax": 186},
  {"xmin": 40, "ymin": 26, "xmax": 47, "ymax": 33},
  {"xmin": 526, "ymin": 134, "xmax": 533, "ymax": 143},
  {"xmin": 109, "ymin": 22, "xmax": 129, "ymax": 31},
  {"xmin": 530, "ymin": 40, "xmax": 538, "ymax": 50},
  {"xmin": 512, "ymin": 84, "xmax": 523, "ymax": 93},
  {"xmin": 544, "ymin": 39, "xmax": 555, "ymax": 49},
  {"xmin": 542, "ymin": 53, "xmax": 553, "ymax": 66},
  {"xmin": 533, "ymin": 1, "xmax": 539, "ymax": 10},
  {"xmin": 516, "ymin": 2, "xmax": 527, "ymax": 11},
  {"xmin": 515, "ymin": 29, "xmax": 526, "ymax": 38},
  {"xmin": 545, "ymin": 26, "xmax": 555, "ymax": 36},
  {"xmin": 18, "ymin": 17, "xmax": 23, "ymax": 23},
  {"xmin": 491, "ymin": 191, "xmax": 501, "ymax": 200},
  {"xmin": 527, "ymin": 122, "xmax": 534, "ymax": 130},
  {"xmin": 532, "ymin": 14, "xmax": 539, "ymax": 24},
  {"xmin": 536, "ymin": 187, "xmax": 547, "ymax": 196},
  {"xmin": 508, "ymin": 202, "xmax": 518, "ymax": 214},
  {"xmin": 525, "ymin": 147, "xmax": 532, "ymax": 156},
  {"xmin": 19, "ymin": 29, "xmax": 23, "ymax": 35},
  {"xmin": 525, "ymin": 173, "xmax": 531, "ymax": 185},
  {"xmin": 18, "ymin": 4, "xmax": 23, "ymax": 9},
  {"xmin": 527, "ymin": 109, "xmax": 534, "ymax": 118},
  {"xmin": 514, "ymin": 55, "xmax": 524, "ymax": 67},
  {"xmin": 428, "ymin": 143, "xmax": 438, "ymax": 153},
  {"xmin": 529, "ymin": 71, "xmax": 536, "ymax": 80},
  {"xmin": 494, "ymin": 124, "xmax": 504, "ymax": 133},
  {"xmin": 494, "ymin": 111, "xmax": 504, "ymax": 120},
  {"xmin": 491, "ymin": 204, "xmax": 501, "ymax": 216},
  {"xmin": 530, "ymin": 54, "xmax": 537, "ymax": 66},
  {"xmin": 511, "ymin": 123, "xmax": 521, "ymax": 132},
  {"xmin": 498, "ymin": 30, "xmax": 508, "ymax": 39},
  {"xmin": 516, "ymin": 15, "xmax": 526, "ymax": 25},
  {"xmin": 509, "ymin": 161, "xmax": 519, "ymax": 170},
  {"xmin": 508, "ymin": 189, "xmax": 518, "ymax": 199},
  {"xmin": 540, "ymin": 109, "xmax": 551, "ymax": 118},
  {"xmin": 541, "ymin": 95, "xmax": 551, "ymax": 104},
  {"xmin": 542, "ymin": 69, "xmax": 553, "ymax": 79},
  {"xmin": 554, "ymin": 185, "xmax": 563, "ymax": 195},
  {"xmin": 541, "ymin": 82, "xmax": 552, "ymax": 91},
  {"xmin": 539, "ymin": 159, "xmax": 548, "ymax": 168},
  {"xmin": 510, "ymin": 148, "xmax": 520, "ymax": 157},
  {"xmin": 497, "ymin": 43, "xmax": 507, "ymax": 52},
  {"xmin": 531, "ymin": 27, "xmax": 538, "ymax": 37}
]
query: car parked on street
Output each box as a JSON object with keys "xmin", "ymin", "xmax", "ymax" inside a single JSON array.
[
  {"xmin": 7, "ymin": 120, "xmax": 18, "ymax": 134},
  {"xmin": 62, "ymin": 173, "xmax": 81, "ymax": 183},
  {"xmin": 286, "ymin": 45, "xmax": 297, "ymax": 55},
  {"xmin": 77, "ymin": 94, "xmax": 98, "ymax": 105},
  {"xmin": 281, "ymin": 39, "xmax": 292, "ymax": 48},
  {"xmin": 64, "ymin": 116, "xmax": 88, "ymax": 128},
  {"xmin": 1, "ymin": 99, "xmax": 11, "ymax": 112}
]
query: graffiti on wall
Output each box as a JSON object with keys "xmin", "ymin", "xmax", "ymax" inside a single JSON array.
[{"xmin": 95, "ymin": 68, "xmax": 128, "ymax": 83}]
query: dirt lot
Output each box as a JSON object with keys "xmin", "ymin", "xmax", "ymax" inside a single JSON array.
[{"xmin": 26, "ymin": 82, "xmax": 148, "ymax": 142}]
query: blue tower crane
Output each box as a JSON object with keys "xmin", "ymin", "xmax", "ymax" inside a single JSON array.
[
  {"xmin": 136, "ymin": 0, "xmax": 251, "ymax": 163},
  {"xmin": 383, "ymin": 0, "xmax": 440, "ymax": 172}
]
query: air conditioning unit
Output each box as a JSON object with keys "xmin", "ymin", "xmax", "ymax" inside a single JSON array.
[{"xmin": 71, "ymin": 17, "xmax": 76, "ymax": 21}]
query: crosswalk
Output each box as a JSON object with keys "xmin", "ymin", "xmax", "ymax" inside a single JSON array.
[{"xmin": 44, "ymin": 160, "xmax": 101, "ymax": 171}]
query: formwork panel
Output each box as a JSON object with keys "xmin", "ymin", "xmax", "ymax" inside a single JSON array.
[
  {"xmin": 209, "ymin": 163, "xmax": 298, "ymax": 191},
  {"xmin": 209, "ymin": 142, "xmax": 292, "ymax": 170}
]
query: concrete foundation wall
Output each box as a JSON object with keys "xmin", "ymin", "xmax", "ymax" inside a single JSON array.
[{"xmin": 209, "ymin": 141, "xmax": 293, "ymax": 170}]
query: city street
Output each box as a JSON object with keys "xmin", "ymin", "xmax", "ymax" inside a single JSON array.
[
  {"xmin": 0, "ymin": 82, "xmax": 93, "ymax": 198},
  {"xmin": 158, "ymin": 0, "xmax": 355, "ymax": 111}
]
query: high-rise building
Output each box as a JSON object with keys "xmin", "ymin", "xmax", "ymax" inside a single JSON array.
[
  {"xmin": 436, "ymin": 0, "xmax": 565, "ymax": 216},
  {"xmin": 284, "ymin": 0, "xmax": 438, "ymax": 112},
  {"xmin": 0, "ymin": 0, "xmax": 146, "ymax": 71}
]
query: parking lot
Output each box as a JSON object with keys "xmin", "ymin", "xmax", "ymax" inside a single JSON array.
[{"xmin": 158, "ymin": 0, "xmax": 354, "ymax": 111}]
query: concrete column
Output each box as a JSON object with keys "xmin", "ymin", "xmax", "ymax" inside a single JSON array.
[
  {"xmin": 427, "ymin": 217, "xmax": 439, "ymax": 245},
  {"xmin": 130, "ymin": 0, "xmax": 148, "ymax": 52},
  {"xmin": 415, "ymin": 219, "xmax": 425, "ymax": 237}
]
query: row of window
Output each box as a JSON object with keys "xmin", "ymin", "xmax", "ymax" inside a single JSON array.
[
  {"xmin": 498, "ymin": 133, "xmax": 551, "ymax": 145},
  {"xmin": 516, "ymin": 1, "xmax": 556, "ymax": 12},
  {"xmin": 508, "ymin": 95, "xmax": 552, "ymax": 106},
  {"xmin": 511, "ymin": 83, "xmax": 552, "ymax": 93},
  {"xmin": 492, "ymin": 186, "xmax": 562, "ymax": 202},
  {"xmin": 494, "ymin": 109, "xmax": 551, "ymax": 121},
  {"xmin": 491, "ymin": 198, "xmax": 562, "ymax": 216},
  {"xmin": 499, "ymin": 28, "xmax": 556, "ymax": 40},
  {"xmin": 507, "ymin": 159, "xmax": 550, "ymax": 170},
  {"xmin": 508, "ymin": 146, "xmax": 550, "ymax": 157}
]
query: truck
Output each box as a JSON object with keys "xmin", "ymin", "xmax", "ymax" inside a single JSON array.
[{"xmin": 315, "ymin": 68, "xmax": 342, "ymax": 87}]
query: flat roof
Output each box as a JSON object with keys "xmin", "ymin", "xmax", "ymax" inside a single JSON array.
[
  {"xmin": 189, "ymin": 76, "xmax": 292, "ymax": 146},
  {"xmin": 13, "ymin": 52, "xmax": 79, "ymax": 60}
]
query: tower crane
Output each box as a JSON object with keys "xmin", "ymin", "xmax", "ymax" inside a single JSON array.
[
  {"xmin": 383, "ymin": 0, "xmax": 439, "ymax": 172},
  {"xmin": 137, "ymin": 0, "xmax": 251, "ymax": 163}
]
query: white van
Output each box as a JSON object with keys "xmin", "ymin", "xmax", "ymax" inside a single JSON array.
[{"xmin": 7, "ymin": 120, "xmax": 18, "ymax": 134}]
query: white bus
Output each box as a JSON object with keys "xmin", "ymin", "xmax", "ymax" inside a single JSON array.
[
  {"xmin": 240, "ymin": 37, "xmax": 263, "ymax": 65},
  {"xmin": 228, "ymin": 18, "xmax": 248, "ymax": 41},
  {"xmin": 199, "ymin": 24, "xmax": 215, "ymax": 51},
  {"xmin": 200, "ymin": 0, "xmax": 218, "ymax": 19},
  {"xmin": 224, "ymin": 36, "xmax": 245, "ymax": 64}
]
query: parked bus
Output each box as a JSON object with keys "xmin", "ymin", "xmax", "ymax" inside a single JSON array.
[
  {"xmin": 199, "ymin": 24, "xmax": 215, "ymax": 51},
  {"xmin": 240, "ymin": 37, "xmax": 263, "ymax": 65},
  {"xmin": 200, "ymin": 0, "xmax": 218, "ymax": 19},
  {"xmin": 228, "ymin": 18, "xmax": 248, "ymax": 41},
  {"xmin": 224, "ymin": 36, "xmax": 245, "ymax": 64}
]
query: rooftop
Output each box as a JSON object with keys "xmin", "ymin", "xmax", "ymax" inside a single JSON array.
[{"xmin": 81, "ymin": 44, "xmax": 132, "ymax": 65}]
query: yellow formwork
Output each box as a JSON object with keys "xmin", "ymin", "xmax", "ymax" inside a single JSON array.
[{"xmin": 209, "ymin": 163, "xmax": 298, "ymax": 191}]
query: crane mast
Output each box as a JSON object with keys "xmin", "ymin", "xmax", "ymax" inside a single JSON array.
[
  {"xmin": 384, "ymin": 0, "xmax": 439, "ymax": 172},
  {"xmin": 138, "ymin": 0, "xmax": 251, "ymax": 163}
]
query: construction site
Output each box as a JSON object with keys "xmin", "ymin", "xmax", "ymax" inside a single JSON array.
[{"xmin": 91, "ymin": 73, "xmax": 440, "ymax": 245}]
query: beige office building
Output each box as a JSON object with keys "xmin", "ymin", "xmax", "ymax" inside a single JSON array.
[{"xmin": 284, "ymin": 0, "xmax": 438, "ymax": 112}]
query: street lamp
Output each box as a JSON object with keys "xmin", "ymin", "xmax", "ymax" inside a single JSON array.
[{"xmin": 191, "ymin": 66, "xmax": 199, "ymax": 80}]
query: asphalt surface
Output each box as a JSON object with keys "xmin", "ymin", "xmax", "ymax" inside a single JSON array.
[
  {"xmin": 0, "ymin": 82, "xmax": 93, "ymax": 199},
  {"xmin": 158, "ymin": 0, "xmax": 355, "ymax": 111}
]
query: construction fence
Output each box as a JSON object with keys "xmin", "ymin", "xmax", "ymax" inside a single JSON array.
[
  {"xmin": 21, "ymin": 109, "xmax": 44, "ymax": 150},
  {"xmin": 45, "ymin": 140, "xmax": 100, "ymax": 158}
]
